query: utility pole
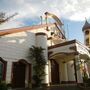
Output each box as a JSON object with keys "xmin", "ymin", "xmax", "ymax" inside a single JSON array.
[{"xmin": 67, "ymin": 24, "xmax": 69, "ymax": 40}]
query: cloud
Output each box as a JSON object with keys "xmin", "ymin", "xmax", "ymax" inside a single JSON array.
[
  {"xmin": 0, "ymin": 0, "xmax": 90, "ymax": 29},
  {"xmin": 0, "ymin": 20, "xmax": 24, "ymax": 30}
]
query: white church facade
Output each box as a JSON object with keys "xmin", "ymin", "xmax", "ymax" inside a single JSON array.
[{"xmin": 0, "ymin": 14, "xmax": 90, "ymax": 88}]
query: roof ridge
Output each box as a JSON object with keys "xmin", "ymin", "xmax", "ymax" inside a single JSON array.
[{"xmin": 0, "ymin": 23, "xmax": 55, "ymax": 36}]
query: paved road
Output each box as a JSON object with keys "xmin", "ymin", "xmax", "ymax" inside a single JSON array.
[
  {"xmin": 12, "ymin": 85, "xmax": 80, "ymax": 90},
  {"xmin": 33, "ymin": 86, "xmax": 80, "ymax": 90}
]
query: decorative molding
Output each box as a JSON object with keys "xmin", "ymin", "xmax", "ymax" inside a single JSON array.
[
  {"xmin": 48, "ymin": 39, "xmax": 76, "ymax": 49},
  {"xmin": 69, "ymin": 46, "xmax": 77, "ymax": 51},
  {"xmin": 49, "ymin": 52, "xmax": 79, "ymax": 59}
]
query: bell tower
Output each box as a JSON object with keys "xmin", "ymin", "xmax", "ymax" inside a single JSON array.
[{"xmin": 82, "ymin": 20, "xmax": 90, "ymax": 47}]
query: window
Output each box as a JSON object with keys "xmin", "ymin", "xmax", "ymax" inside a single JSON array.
[
  {"xmin": 86, "ymin": 38, "xmax": 89, "ymax": 46},
  {"xmin": 51, "ymin": 32, "xmax": 54, "ymax": 35},
  {"xmin": 0, "ymin": 62, "xmax": 3, "ymax": 80},
  {"xmin": 85, "ymin": 30, "xmax": 89, "ymax": 35},
  {"xmin": 0, "ymin": 57, "xmax": 7, "ymax": 80}
]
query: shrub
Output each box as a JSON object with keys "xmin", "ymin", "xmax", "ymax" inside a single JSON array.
[
  {"xmin": 0, "ymin": 80, "xmax": 8, "ymax": 90},
  {"xmin": 29, "ymin": 46, "xmax": 46, "ymax": 87}
]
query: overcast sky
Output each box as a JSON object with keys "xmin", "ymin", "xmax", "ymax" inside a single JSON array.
[{"xmin": 0, "ymin": 0, "xmax": 90, "ymax": 43}]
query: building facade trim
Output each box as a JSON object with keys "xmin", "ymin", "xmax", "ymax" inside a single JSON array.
[
  {"xmin": 48, "ymin": 39, "xmax": 76, "ymax": 49},
  {"xmin": 0, "ymin": 23, "xmax": 55, "ymax": 36}
]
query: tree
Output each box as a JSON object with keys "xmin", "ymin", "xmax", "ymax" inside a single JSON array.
[
  {"xmin": 0, "ymin": 12, "xmax": 17, "ymax": 24},
  {"xmin": 74, "ymin": 54, "xmax": 90, "ymax": 86},
  {"xmin": 29, "ymin": 46, "xmax": 46, "ymax": 87},
  {"xmin": 76, "ymin": 55, "xmax": 90, "ymax": 88}
]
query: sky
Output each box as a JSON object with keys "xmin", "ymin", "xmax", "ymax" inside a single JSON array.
[{"xmin": 0, "ymin": 0, "xmax": 90, "ymax": 44}]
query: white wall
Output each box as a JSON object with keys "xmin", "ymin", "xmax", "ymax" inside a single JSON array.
[
  {"xmin": 67, "ymin": 61, "xmax": 75, "ymax": 81},
  {"xmin": 49, "ymin": 43, "xmax": 76, "ymax": 57},
  {"xmin": 6, "ymin": 60, "xmax": 12, "ymax": 83},
  {"xmin": 0, "ymin": 31, "xmax": 36, "ymax": 84},
  {"xmin": 0, "ymin": 31, "xmax": 36, "ymax": 61},
  {"xmin": 59, "ymin": 62, "xmax": 68, "ymax": 82}
]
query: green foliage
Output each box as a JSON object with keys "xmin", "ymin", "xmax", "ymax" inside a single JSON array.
[
  {"xmin": 29, "ymin": 46, "xmax": 46, "ymax": 65},
  {"xmin": 83, "ymin": 71, "xmax": 88, "ymax": 83},
  {"xmin": 0, "ymin": 80, "xmax": 8, "ymax": 90},
  {"xmin": 86, "ymin": 78, "xmax": 90, "ymax": 86},
  {"xmin": 29, "ymin": 46, "xmax": 46, "ymax": 87}
]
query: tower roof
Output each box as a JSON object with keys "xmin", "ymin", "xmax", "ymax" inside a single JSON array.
[{"xmin": 82, "ymin": 20, "xmax": 90, "ymax": 31}]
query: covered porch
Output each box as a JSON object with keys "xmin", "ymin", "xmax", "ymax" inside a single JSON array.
[{"xmin": 48, "ymin": 39, "xmax": 90, "ymax": 85}]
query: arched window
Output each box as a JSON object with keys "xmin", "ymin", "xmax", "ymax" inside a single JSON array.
[
  {"xmin": 0, "ymin": 57, "xmax": 7, "ymax": 80},
  {"xmin": 0, "ymin": 61, "xmax": 3, "ymax": 80},
  {"xmin": 85, "ymin": 30, "xmax": 89, "ymax": 35},
  {"xmin": 86, "ymin": 38, "xmax": 89, "ymax": 46}
]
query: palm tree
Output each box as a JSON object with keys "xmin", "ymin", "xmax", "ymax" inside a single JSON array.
[{"xmin": 29, "ymin": 46, "xmax": 46, "ymax": 87}]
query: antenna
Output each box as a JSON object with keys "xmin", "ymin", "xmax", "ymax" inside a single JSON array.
[
  {"xmin": 67, "ymin": 24, "xmax": 69, "ymax": 40},
  {"xmin": 45, "ymin": 12, "xmax": 49, "ymax": 31},
  {"xmin": 61, "ymin": 20, "xmax": 66, "ymax": 38},
  {"xmin": 45, "ymin": 13, "xmax": 48, "ymax": 24},
  {"xmin": 40, "ymin": 16, "xmax": 43, "ymax": 25},
  {"xmin": 85, "ymin": 17, "xmax": 87, "ymax": 21}
]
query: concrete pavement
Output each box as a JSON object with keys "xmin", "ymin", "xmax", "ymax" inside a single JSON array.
[{"xmin": 12, "ymin": 84, "xmax": 80, "ymax": 90}]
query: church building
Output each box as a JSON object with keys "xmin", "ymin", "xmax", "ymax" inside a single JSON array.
[{"xmin": 0, "ymin": 12, "xmax": 90, "ymax": 88}]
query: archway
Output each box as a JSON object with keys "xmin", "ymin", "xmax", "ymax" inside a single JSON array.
[
  {"xmin": 50, "ymin": 59, "xmax": 60, "ymax": 84},
  {"xmin": 12, "ymin": 59, "xmax": 31, "ymax": 88}
]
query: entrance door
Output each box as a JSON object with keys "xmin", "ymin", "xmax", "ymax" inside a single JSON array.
[
  {"xmin": 12, "ymin": 62, "xmax": 26, "ymax": 88},
  {"xmin": 50, "ymin": 59, "xmax": 60, "ymax": 84}
]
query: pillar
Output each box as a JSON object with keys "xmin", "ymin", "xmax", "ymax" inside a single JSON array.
[
  {"xmin": 6, "ymin": 60, "xmax": 12, "ymax": 83},
  {"xmin": 67, "ymin": 61, "xmax": 75, "ymax": 82},
  {"xmin": 75, "ymin": 55, "xmax": 83, "ymax": 83},
  {"xmin": 36, "ymin": 32, "xmax": 49, "ymax": 85},
  {"xmin": 60, "ymin": 62, "xmax": 68, "ymax": 83}
]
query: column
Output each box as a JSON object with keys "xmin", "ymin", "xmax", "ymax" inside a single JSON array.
[
  {"xmin": 36, "ymin": 32, "xmax": 49, "ymax": 85},
  {"xmin": 6, "ymin": 61, "xmax": 12, "ymax": 83},
  {"xmin": 60, "ymin": 62, "xmax": 68, "ymax": 83},
  {"xmin": 67, "ymin": 61, "xmax": 75, "ymax": 82},
  {"xmin": 75, "ymin": 55, "xmax": 83, "ymax": 83}
]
